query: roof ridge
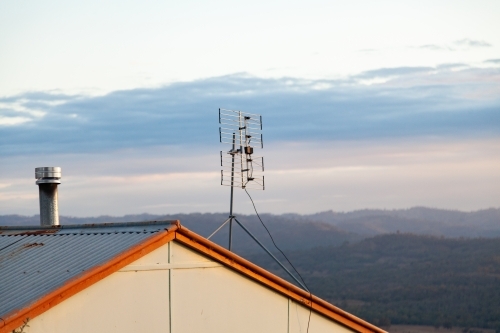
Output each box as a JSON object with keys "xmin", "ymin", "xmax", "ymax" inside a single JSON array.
[
  {"xmin": 0, "ymin": 231, "xmax": 159, "ymax": 236},
  {"xmin": 0, "ymin": 220, "xmax": 178, "ymax": 231}
]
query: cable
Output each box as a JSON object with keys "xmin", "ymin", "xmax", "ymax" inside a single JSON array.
[
  {"xmin": 244, "ymin": 188, "xmax": 312, "ymax": 333},
  {"xmin": 245, "ymin": 189, "xmax": 306, "ymax": 286}
]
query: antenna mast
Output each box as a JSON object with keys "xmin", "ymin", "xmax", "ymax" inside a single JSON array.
[{"xmin": 207, "ymin": 108, "xmax": 309, "ymax": 291}]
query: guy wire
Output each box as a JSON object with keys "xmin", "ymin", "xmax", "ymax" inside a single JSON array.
[{"xmin": 244, "ymin": 188, "xmax": 312, "ymax": 333}]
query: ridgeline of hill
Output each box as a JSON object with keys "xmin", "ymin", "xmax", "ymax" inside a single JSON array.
[
  {"xmin": 284, "ymin": 207, "xmax": 500, "ymax": 238},
  {"xmin": 1, "ymin": 207, "xmax": 500, "ymax": 330},
  {"xmin": 2, "ymin": 207, "xmax": 499, "ymax": 239}
]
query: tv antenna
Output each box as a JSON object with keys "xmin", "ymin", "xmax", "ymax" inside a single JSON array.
[
  {"xmin": 208, "ymin": 108, "xmax": 264, "ymax": 250},
  {"xmin": 207, "ymin": 108, "xmax": 309, "ymax": 292},
  {"xmin": 219, "ymin": 108, "xmax": 265, "ymax": 192}
]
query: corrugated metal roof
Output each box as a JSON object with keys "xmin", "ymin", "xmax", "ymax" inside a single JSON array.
[{"xmin": 0, "ymin": 221, "xmax": 177, "ymax": 318}]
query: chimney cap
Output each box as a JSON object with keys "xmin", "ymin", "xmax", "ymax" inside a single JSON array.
[{"xmin": 35, "ymin": 167, "xmax": 61, "ymax": 184}]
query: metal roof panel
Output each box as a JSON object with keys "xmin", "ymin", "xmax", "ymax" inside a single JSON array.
[{"xmin": 0, "ymin": 221, "xmax": 177, "ymax": 318}]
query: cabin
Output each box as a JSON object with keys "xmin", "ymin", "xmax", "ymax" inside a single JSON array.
[{"xmin": 0, "ymin": 221, "xmax": 386, "ymax": 333}]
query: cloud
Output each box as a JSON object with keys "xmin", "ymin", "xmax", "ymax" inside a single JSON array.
[
  {"xmin": 454, "ymin": 39, "xmax": 492, "ymax": 48},
  {"xmin": 484, "ymin": 58, "xmax": 500, "ymax": 64},
  {"xmin": 354, "ymin": 66, "xmax": 434, "ymax": 79},
  {"xmin": 417, "ymin": 39, "xmax": 492, "ymax": 51},
  {"xmin": 418, "ymin": 44, "xmax": 453, "ymax": 51},
  {"xmin": 1, "ymin": 65, "xmax": 499, "ymax": 157},
  {"xmin": 0, "ymin": 116, "xmax": 32, "ymax": 126}
]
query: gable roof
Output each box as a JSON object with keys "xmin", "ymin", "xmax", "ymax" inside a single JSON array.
[{"xmin": 0, "ymin": 221, "xmax": 386, "ymax": 333}]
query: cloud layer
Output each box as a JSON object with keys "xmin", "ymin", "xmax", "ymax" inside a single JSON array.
[{"xmin": 1, "ymin": 64, "xmax": 499, "ymax": 157}]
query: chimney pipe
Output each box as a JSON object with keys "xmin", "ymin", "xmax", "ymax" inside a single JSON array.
[{"xmin": 35, "ymin": 167, "xmax": 61, "ymax": 226}]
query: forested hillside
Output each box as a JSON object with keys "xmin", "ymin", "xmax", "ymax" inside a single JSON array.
[{"xmin": 246, "ymin": 234, "xmax": 500, "ymax": 331}]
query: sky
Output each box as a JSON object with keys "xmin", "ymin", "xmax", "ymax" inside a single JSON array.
[{"xmin": 0, "ymin": 0, "xmax": 499, "ymax": 216}]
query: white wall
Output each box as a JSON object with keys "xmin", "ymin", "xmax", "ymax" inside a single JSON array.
[
  {"xmin": 24, "ymin": 244, "xmax": 171, "ymax": 333},
  {"xmin": 24, "ymin": 241, "xmax": 355, "ymax": 333}
]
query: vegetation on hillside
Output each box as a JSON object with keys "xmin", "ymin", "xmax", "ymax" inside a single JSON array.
[{"xmin": 246, "ymin": 234, "xmax": 500, "ymax": 331}]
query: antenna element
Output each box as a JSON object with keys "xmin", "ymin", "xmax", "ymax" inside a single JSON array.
[{"xmin": 219, "ymin": 108, "xmax": 264, "ymax": 191}]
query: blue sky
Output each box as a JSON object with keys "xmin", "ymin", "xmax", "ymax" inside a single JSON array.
[{"xmin": 0, "ymin": 0, "xmax": 499, "ymax": 216}]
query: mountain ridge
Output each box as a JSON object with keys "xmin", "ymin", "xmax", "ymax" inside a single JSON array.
[{"xmin": 2, "ymin": 207, "xmax": 499, "ymax": 241}]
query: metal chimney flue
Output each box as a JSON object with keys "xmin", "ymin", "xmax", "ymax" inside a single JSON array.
[{"xmin": 35, "ymin": 167, "xmax": 61, "ymax": 226}]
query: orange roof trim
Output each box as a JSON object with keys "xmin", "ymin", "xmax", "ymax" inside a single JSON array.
[{"xmin": 0, "ymin": 222, "xmax": 386, "ymax": 333}]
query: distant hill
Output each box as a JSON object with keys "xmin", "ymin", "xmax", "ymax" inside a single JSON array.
[
  {"xmin": 283, "ymin": 207, "xmax": 500, "ymax": 238},
  {"xmin": 0, "ymin": 212, "xmax": 362, "ymax": 251},
  {"xmin": 2, "ymin": 207, "xmax": 499, "ymax": 248}
]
